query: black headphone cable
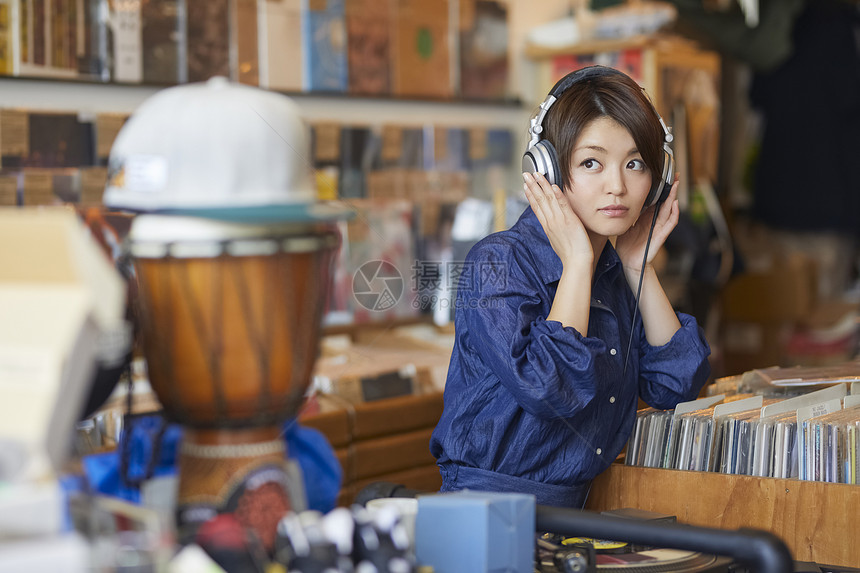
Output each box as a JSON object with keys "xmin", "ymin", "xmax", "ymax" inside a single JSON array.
[{"xmin": 621, "ymin": 202, "xmax": 661, "ymax": 378}]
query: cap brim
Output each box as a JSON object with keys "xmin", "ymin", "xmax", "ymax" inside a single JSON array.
[{"xmin": 155, "ymin": 201, "xmax": 355, "ymax": 223}]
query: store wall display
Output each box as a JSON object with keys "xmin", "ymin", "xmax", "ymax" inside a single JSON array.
[
  {"xmin": 0, "ymin": 101, "xmax": 515, "ymax": 328},
  {"xmin": 0, "ymin": 0, "xmax": 511, "ymax": 101}
]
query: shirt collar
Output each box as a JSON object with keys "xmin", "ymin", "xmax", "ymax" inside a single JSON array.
[{"xmin": 512, "ymin": 206, "xmax": 622, "ymax": 284}]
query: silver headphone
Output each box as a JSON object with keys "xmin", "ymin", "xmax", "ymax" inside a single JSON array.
[{"xmin": 522, "ymin": 65, "xmax": 675, "ymax": 208}]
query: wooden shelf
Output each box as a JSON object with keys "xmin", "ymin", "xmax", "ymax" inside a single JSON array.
[
  {"xmin": 585, "ymin": 463, "xmax": 860, "ymax": 567},
  {"xmin": 524, "ymin": 33, "xmax": 709, "ymax": 61},
  {"xmin": 524, "ymin": 34, "xmax": 653, "ymax": 59}
]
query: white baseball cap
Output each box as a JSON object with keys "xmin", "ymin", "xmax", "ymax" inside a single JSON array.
[{"xmin": 103, "ymin": 77, "xmax": 352, "ymax": 223}]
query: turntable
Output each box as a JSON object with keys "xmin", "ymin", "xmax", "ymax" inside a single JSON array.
[{"xmin": 536, "ymin": 532, "xmax": 736, "ymax": 572}]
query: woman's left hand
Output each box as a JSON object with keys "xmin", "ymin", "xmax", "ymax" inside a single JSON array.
[{"xmin": 615, "ymin": 174, "xmax": 680, "ymax": 273}]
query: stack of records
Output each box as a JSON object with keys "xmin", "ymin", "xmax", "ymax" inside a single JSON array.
[{"xmin": 627, "ymin": 377, "xmax": 860, "ymax": 484}]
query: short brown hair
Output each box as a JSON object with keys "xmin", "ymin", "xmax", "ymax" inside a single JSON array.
[{"xmin": 541, "ymin": 71, "xmax": 665, "ymax": 193}]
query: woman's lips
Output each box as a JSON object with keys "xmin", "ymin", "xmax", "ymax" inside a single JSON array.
[{"xmin": 598, "ymin": 206, "xmax": 629, "ymax": 217}]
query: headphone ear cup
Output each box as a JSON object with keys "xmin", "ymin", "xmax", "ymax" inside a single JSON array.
[
  {"xmin": 644, "ymin": 143, "xmax": 674, "ymax": 208},
  {"xmin": 522, "ymin": 139, "xmax": 562, "ymax": 186},
  {"xmin": 645, "ymin": 181, "xmax": 671, "ymax": 208}
]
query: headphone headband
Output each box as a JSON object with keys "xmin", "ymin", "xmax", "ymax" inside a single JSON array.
[{"xmin": 548, "ymin": 65, "xmax": 627, "ymax": 98}]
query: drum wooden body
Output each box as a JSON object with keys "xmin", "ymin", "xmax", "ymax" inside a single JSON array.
[
  {"xmin": 129, "ymin": 223, "xmax": 339, "ymax": 549},
  {"xmin": 133, "ymin": 230, "xmax": 338, "ymax": 428}
]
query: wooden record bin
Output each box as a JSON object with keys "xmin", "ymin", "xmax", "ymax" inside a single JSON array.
[{"xmin": 585, "ymin": 463, "xmax": 860, "ymax": 567}]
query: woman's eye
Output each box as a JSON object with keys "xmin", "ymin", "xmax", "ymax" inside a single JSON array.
[
  {"xmin": 627, "ymin": 159, "xmax": 645, "ymax": 171},
  {"xmin": 581, "ymin": 159, "xmax": 599, "ymax": 170}
]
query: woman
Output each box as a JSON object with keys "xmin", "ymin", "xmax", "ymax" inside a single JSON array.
[{"xmin": 429, "ymin": 66, "xmax": 711, "ymax": 508}]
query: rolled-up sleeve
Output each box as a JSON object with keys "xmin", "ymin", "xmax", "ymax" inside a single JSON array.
[{"xmin": 637, "ymin": 313, "xmax": 711, "ymax": 409}]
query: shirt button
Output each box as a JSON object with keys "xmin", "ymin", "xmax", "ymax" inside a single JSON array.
[
  {"xmin": 609, "ymin": 396, "xmax": 616, "ymax": 403},
  {"xmin": 610, "ymin": 348, "xmax": 617, "ymax": 356},
  {"xmin": 596, "ymin": 448, "xmax": 602, "ymax": 455}
]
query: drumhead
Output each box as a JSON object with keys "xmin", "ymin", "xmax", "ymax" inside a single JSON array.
[{"xmin": 128, "ymin": 215, "xmax": 339, "ymax": 259}]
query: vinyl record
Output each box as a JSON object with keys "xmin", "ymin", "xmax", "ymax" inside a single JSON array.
[
  {"xmin": 562, "ymin": 536, "xmax": 630, "ymax": 554},
  {"xmin": 537, "ymin": 535, "xmax": 734, "ymax": 573}
]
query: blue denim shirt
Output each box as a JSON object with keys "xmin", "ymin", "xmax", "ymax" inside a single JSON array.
[{"xmin": 430, "ymin": 207, "xmax": 710, "ymax": 507}]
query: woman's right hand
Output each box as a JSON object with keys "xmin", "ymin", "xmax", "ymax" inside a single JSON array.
[{"xmin": 522, "ymin": 172, "xmax": 593, "ymax": 268}]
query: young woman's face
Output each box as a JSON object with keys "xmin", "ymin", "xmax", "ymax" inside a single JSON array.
[{"xmin": 564, "ymin": 116, "xmax": 652, "ymax": 239}]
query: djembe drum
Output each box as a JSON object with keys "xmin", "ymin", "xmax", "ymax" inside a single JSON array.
[
  {"xmin": 128, "ymin": 216, "xmax": 338, "ymax": 548},
  {"xmin": 102, "ymin": 77, "xmax": 352, "ymax": 553}
]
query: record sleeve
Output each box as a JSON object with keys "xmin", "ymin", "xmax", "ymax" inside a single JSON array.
[
  {"xmin": 26, "ymin": 112, "xmax": 94, "ymax": 168},
  {"xmin": 141, "ymin": 0, "xmax": 183, "ymax": 84},
  {"xmin": 750, "ymin": 416, "xmax": 773, "ymax": 477},
  {"xmin": 185, "ymin": 0, "xmax": 229, "ymax": 82},
  {"xmin": 675, "ymin": 415, "xmax": 694, "ymax": 471},
  {"xmin": 19, "ymin": 0, "xmax": 28, "ymax": 65},
  {"xmin": 458, "ymin": 0, "xmax": 508, "ymax": 100},
  {"xmin": 781, "ymin": 419, "xmax": 798, "ymax": 478},
  {"xmin": 625, "ymin": 409, "xmax": 648, "ymax": 466},
  {"xmin": 32, "ymin": 0, "xmax": 45, "ymax": 65},
  {"xmin": 718, "ymin": 416, "xmax": 734, "ymax": 474},
  {"xmin": 259, "ymin": 0, "xmax": 303, "ymax": 92},
  {"xmin": 112, "ymin": 0, "xmax": 143, "ymax": 82},
  {"xmin": 302, "ymin": 0, "xmax": 347, "ymax": 92},
  {"xmin": 0, "ymin": 174, "xmax": 18, "ymax": 206},
  {"xmin": 391, "ymin": 0, "xmax": 451, "ymax": 99},
  {"xmin": 0, "ymin": 0, "xmax": 19, "ymax": 75},
  {"xmin": 850, "ymin": 421, "xmax": 858, "ymax": 483},
  {"xmin": 707, "ymin": 414, "xmax": 724, "ymax": 472},
  {"xmin": 729, "ymin": 410, "xmax": 761, "ymax": 475},
  {"xmin": 648, "ymin": 410, "xmax": 669, "ymax": 468},
  {"xmin": 232, "ymin": 0, "xmax": 258, "ymax": 85},
  {"xmin": 338, "ymin": 125, "xmax": 380, "ymax": 199},
  {"xmin": 662, "ymin": 414, "xmax": 681, "ymax": 469},
  {"xmin": 694, "ymin": 415, "xmax": 714, "ymax": 472},
  {"xmin": 345, "ymin": 0, "xmax": 390, "ymax": 95}
]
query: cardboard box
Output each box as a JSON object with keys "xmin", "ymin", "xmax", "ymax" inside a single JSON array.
[
  {"xmin": 352, "ymin": 427, "xmax": 435, "ymax": 479},
  {"xmin": 333, "ymin": 447, "xmax": 352, "ymax": 484},
  {"xmin": 721, "ymin": 254, "xmax": 817, "ymax": 323},
  {"xmin": 300, "ymin": 391, "xmax": 445, "ymax": 505},
  {"xmin": 719, "ymin": 253, "xmax": 818, "ymax": 376},
  {"xmin": 298, "ymin": 394, "xmax": 351, "ymax": 448},
  {"xmin": 352, "ymin": 392, "xmax": 444, "ymax": 440},
  {"xmin": 415, "ymin": 490, "xmax": 535, "ymax": 573},
  {"xmin": 300, "ymin": 392, "xmax": 444, "ymax": 444},
  {"xmin": 0, "ymin": 208, "xmax": 126, "ymax": 479}
]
